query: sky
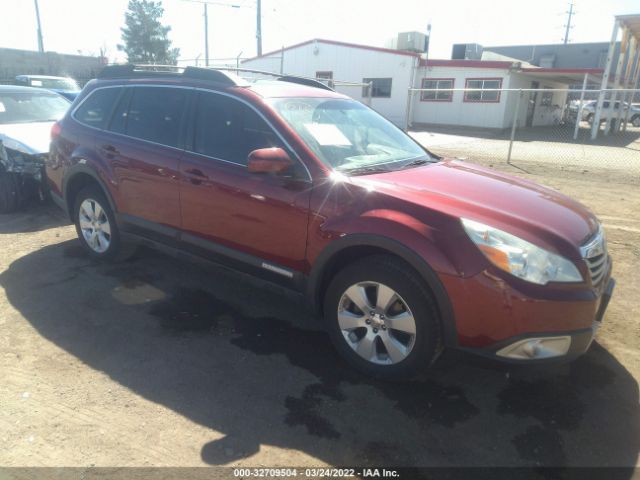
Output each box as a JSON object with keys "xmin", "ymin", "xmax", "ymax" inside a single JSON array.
[{"xmin": 0, "ymin": 0, "xmax": 638, "ymax": 65}]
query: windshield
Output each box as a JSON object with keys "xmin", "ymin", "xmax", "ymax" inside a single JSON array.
[
  {"xmin": 269, "ymin": 98, "xmax": 434, "ymax": 173},
  {"xmin": 29, "ymin": 78, "xmax": 80, "ymax": 90},
  {"xmin": 0, "ymin": 91, "xmax": 70, "ymax": 124}
]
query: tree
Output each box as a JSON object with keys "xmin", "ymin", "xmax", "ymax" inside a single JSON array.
[{"xmin": 118, "ymin": 0, "xmax": 180, "ymax": 65}]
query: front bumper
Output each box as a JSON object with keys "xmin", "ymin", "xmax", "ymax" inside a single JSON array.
[{"xmin": 464, "ymin": 277, "xmax": 615, "ymax": 363}]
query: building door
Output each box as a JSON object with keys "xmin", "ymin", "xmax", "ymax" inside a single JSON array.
[{"xmin": 526, "ymin": 81, "xmax": 539, "ymax": 127}]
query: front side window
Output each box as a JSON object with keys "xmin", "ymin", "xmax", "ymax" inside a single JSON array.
[
  {"xmin": 125, "ymin": 87, "xmax": 188, "ymax": 148},
  {"xmin": 193, "ymin": 92, "xmax": 282, "ymax": 166},
  {"xmin": 420, "ymin": 78, "xmax": 454, "ymax": 102},
  {"xmin": 269, "ymin": 97, "xmax": 433, "ymax": 174},
  {"xmin": 0, "ymin": 91, "xmax": 69, "ymax": 125},
  {"xmin": 74, "ymin": 87, "xmax": 122, "ymax": 129},
  {"xmin": 464, "ymin": 78, "xmax": 502, "ymax": 103},
  {"xmin": 362, "ymin": 78, "xmax": 392, "ymax": 98}
]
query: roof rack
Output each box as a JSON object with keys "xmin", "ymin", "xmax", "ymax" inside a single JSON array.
[
  {"xmin": 208, "ymin": 67, "xmax": 335, "ymax": 91},
  {"xmin": 97, "ymin": 64, "xmax": 335, "ymax": 91},
  {"xmin": 97, "ymin": 64, "xmax": 249, "ymax": 87}
]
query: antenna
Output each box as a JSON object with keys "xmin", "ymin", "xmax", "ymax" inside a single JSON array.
[{"xmin": 563, "ymin": 2, "xmax": 575, "ymax": 44}]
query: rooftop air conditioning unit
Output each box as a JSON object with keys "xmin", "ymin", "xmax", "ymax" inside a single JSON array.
[
  {"xmin": 397, "ymin": 32, "xmax": 427, "ymax": 53},
  {"xmin": 451, "ymin": 43, "xmax": 483, "ymax": 60}
]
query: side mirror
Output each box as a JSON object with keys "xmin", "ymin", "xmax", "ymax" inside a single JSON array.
[{"xmin": 247, "ymin": 147, "xmax": 293, "ymax": 174}]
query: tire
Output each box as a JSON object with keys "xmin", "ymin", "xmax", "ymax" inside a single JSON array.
[
  {"xmin": 0, "ymin": 171, "xmax": 24, "ymax": 214},
  {"xmin": 632, "ymin": 116, "xmax": 640, "ymax": 128},
  {"xmin": 323, "ymin": 254, "xmax": 442, "ymax": 380},
  {"xmin": 73, "ymin": 185, "xmax": 121, "ymax": 260},
  {"xmin": 586, "ymin": 113, "xmax": 594, "ymax": 124}
]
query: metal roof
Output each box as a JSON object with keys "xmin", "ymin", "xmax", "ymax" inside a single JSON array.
[{"xmin": 616, "ymin": 14, "xmax": 640, "ymax": 42}]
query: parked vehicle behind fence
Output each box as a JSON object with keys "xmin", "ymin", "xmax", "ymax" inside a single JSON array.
[
  {"xmin": 578, "ymin": 99, "xmax": 640, "ymax": 127},
  {"xmin": 47, "ymin": 65, "xmax": 614, "ymax": 379},
  {"xmin": 0, "ymin": 85, "xmax": 70, "ymax": 213}
]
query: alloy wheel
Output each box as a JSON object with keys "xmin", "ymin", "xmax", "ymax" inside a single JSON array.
[
  {"xmin": 337, "ymin": 281, "xmax": 417, "ymax": 365},
  {"xmin": 79, "ymin": 198, "xmax": 111, "ymax": 253}
]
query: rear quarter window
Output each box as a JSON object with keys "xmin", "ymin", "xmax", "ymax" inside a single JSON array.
[{"xmin": 74, "ymin": 88, "xmax": 123, "ymax": 129}]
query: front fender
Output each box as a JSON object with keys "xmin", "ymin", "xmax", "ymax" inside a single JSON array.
[{"xmin": 306, "ymin": 217, "xmax": 461, "ymax": 347}]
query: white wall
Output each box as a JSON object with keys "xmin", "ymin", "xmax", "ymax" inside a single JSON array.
[
  {"xmin": 242, "ymin": 42, "xmax": 416, "ymax": 126},
  {"xmin": 243, "ymin": 46, "xmax": 572, "ymax": 130},
  {"xmin": 410, "ymin": 66, "xmax": 511, "ymax": 129}
]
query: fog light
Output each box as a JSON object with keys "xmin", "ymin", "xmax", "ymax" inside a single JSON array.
[{"xmin": 496, "ymin": 336, "xmax": 571, "ymax": 360}]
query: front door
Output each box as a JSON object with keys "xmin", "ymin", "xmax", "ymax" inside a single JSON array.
[{"xmin": 179, "ymin": 91, "xmax": 312, "ymax": 273}]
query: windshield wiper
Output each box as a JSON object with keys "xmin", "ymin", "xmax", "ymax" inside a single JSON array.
[
  {"xmin": 339, "ymin": 165, "xmax": 391, "ymax": 176},
  {"xmin": 401, "ymin": 158, "xmax": 432, "ymax": 169}
]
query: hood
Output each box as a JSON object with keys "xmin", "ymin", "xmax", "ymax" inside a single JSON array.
[
  {"xmin": 353, "ymin": 160, "xmax": 599, "ymax": 248},
  {"xmin": 0, "ymin": 121, "xmax": 55, "ymax": 155}
]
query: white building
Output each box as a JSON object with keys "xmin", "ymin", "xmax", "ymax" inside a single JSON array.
[{"xmin": 242, "ymin": 38, "xmax": 603, "ymax": 129}]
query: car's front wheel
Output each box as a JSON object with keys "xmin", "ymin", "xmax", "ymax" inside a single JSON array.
[
  {"xmin": 73, "ymin": 186, "xmax": 120, "ymax": 259},
  {"xmin": 632, "ymin": 115, "xmax": 640, "ymax": 128},
  {"xmin": 324, "ymin": 255, "xmax": 442, "ymax": 380}
]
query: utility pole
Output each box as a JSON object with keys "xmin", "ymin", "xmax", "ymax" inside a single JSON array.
[
  {"xmin": 563, "ymin": 2, "xmax": 575, "ymax": 45},
  {"xmin": 34, "ymin": 0, "xmax": 44, "ymax": 53},
  {"xmin": 181, "ymin": 0, "xmax": 241, "ymax": 66},
  {"xmin": 256, "ymin": 0, "xmax": 262, "ymax": 56},
  {"xmin": 204, "ymin": 3, "xmax": 209, "ymax": 66}
]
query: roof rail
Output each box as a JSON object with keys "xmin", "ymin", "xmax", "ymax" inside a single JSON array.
[
  {"xmin": 97, "ymin": 64, "xmax": 334, "ymax": 91},
  {"xmin": 208, "ymin": 67, "xmax": 335, "ymax": 91},
  {"xmin": 97, "ymin": 64, "xmax": 248, "ymax": 87},
  {"xmin": 276, "ymin": 75, "xmax": 333, "ymax": 91}
]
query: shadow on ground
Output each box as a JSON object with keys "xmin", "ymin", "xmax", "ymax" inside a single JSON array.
[
  {"xmin": 1, "ymin": 241, "xmax": 638, "ymax": 469},
  {"xmin": 0, "ymin": 202, "xmax": 68, "ymax": 234}
]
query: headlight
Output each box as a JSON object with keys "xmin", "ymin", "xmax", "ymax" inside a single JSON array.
[{"xmin": 461, "ymin": 218, "xmax": 583, "ymax": 285}]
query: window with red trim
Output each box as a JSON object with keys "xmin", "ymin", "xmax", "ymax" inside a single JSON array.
[
  {"xmin": 420, "ymin": 78, "xmax": 454, "ymax": 102},
  {"xmin": 464, "ymin": 78, "xmax": 503, "ymax": 103}
]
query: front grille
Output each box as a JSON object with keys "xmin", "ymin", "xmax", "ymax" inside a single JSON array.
[{"xmin": 580, "ymin": 227, "xmax": 609, "ymax": 287}]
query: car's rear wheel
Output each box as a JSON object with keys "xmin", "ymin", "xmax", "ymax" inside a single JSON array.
[
  {"xmin": 586, "ymin": 113, "xmax": 594, "ymax": 123},
  {"xmin": 324, "ymin": 255, "xmax": 442, "ymax": 380},
  {"xmin": 632, "ymin": 115, "xmax": 640, "ymax": 128},
  {"xmin": 0, "ymin": 171, "xmax": 24, "ymax": 214},
  {"xmin": 73, "ymin": 186, "xmax": 120, "ymax": 259}
]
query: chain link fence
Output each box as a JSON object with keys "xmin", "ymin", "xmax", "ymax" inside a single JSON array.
[{"xmin": 406, "ymin": 87, "xmax": 640, "ymax": 178}]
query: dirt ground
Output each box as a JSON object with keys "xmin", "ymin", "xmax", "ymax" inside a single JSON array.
[{"xmin": 0, "ymin": 158, "xmax": 639, "ymax": 471}]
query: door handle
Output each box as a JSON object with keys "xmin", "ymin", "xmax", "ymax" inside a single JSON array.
[
  {"xmin": 100, "ymin": 144, "xmax": 119, "ymax": 157},
  {"xmin": 185, "ymin": 168, "xmax": 207, "ymax": 178},
  {"xmin": 184, "ymin": 168, "xmax": 208, "ymax": 185}
]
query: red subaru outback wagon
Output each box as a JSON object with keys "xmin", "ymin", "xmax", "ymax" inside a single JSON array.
[{"xmin": 47, "ymin": 65, "xmax": 614, "ymax": 379}]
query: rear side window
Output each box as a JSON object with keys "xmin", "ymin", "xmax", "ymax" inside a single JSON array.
[
  {"xmin": 125, "ymin": 87, "xmax": 188, "ymax": 148},
  {"xmin": 74, "ymin": 87, "xmax": 122, "ymax": 129},
  {"xmin": 193, "ymin": 92, "xmax": 281, "ymax": 165}
]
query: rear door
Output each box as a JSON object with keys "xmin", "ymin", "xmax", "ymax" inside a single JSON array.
[
  {"xmin": 96, "ymin": 85, "xmax": 190, "ymax": 234},
  {"xmin": 179, "ymin": 90, "xmax": 312, "ymax": 274}
]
